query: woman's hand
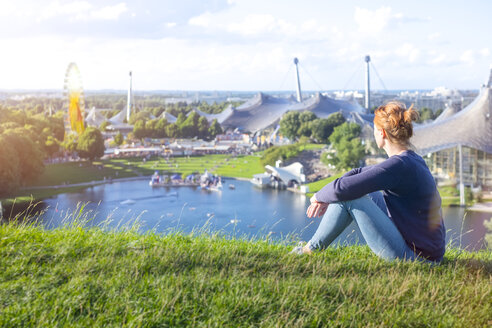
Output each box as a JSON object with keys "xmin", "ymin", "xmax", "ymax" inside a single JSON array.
[{"xmin": 306, "ymin": 194, "xmax": 328, "ymax": 218}]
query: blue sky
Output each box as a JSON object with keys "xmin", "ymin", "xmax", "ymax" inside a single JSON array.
[{"xmin": 0, "ymin": 0, "xmax": 491, "ymax": 91}]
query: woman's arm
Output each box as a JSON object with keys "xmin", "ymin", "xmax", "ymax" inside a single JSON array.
[{"xmin": 315, "ymin": 158, "xmax": 404, "ymax": 203}]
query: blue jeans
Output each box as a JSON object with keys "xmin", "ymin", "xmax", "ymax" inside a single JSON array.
[{"xmin": 307, "ymin": 192, "xmax": 421, "ymax": 261}]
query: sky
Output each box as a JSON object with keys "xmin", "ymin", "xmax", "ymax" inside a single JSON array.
[{"xmin": 0, "ymin": 0, "xmax": 491, "ymax": 91}]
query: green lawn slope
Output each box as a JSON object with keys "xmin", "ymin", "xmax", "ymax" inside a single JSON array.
[{"xmin": 0, "ymin": 223, "xmax": 490, "ymax": 327}]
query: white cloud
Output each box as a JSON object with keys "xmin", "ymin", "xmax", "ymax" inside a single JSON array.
[
  {"xmin": 0, "ymin": 1, "xmax": 488, "ymax": 90},
  {"xmin": 395, "ymin": 43, "xmax": 420, "ymax": 63},
  {"xmin": 329, "ymin": 26, "xmax": 344, "ymax": 41},
  {"xmin": 354, "ymin": 6, "xmax": 393, "ymax": 35},
  {"xmin": 427, "ymin": 32, "xmax": 440, "ymax": 41},
  {"xmin": 0, "ymin": 1, "xmax": 21, "ymax": 17},
  {"xmin": 480, "ymin": 48, "xmax": 490, "ymax": 57},
  {"xmin": 460, "ymin": 50, "xmax": 474, "ymax": 65},
  {"xmin": 90, "ymin": 3, "xmax": 127, "ymax": 20},
  {"xmin": 38, "ymin": 1, "xmax": 93, "ymax": 21},
  {"xmin": 188, "ymin": 12, "xmax": 330, "ymax": 41},
  {"xmin": 188, "ymin": 12, "xmax": 213, "ymax": 27},
  {"xmin": 0, "ymin": 35, "xmax": 300, "ymax": 90},
  {"xmin": 429, "ymin": 54, "xmax": 447, "ymax": 65},
  {"xmin": 36, "ymin": 1, "xmax": 127, "ymax": 22},
  {"xmin": 227, "ymin": 14, "xmax": 279, "ymax": 35},
  {"xmin": 354, "ymin": 6, "xmax": 427, "ymax": 37}
]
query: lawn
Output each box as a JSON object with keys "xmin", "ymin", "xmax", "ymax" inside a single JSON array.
[
  {"xmin": 0, "ymin": 222, "xmax": 490, "ymax": 327},
  {"xmin": 111, "ymin": 154, "xmax": 264, "ymax": 179},
  {"xmin": 28, "ymin": 161, "xmax": 136, "ymax": 187}
]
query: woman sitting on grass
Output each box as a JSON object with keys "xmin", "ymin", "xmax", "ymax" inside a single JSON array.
[{"xmin": 292, "ymin": 102, "xmax": 445, "ymax": 263}]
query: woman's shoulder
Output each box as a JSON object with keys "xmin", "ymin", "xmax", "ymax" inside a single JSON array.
[{"xmin": 379, "ymin": 153, "xmax": 408, "ymax": 170}]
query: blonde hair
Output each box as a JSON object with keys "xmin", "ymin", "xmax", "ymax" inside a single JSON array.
[{"xmin": 373, "ymin": 101, "xmax": 419, "ymax": 146}]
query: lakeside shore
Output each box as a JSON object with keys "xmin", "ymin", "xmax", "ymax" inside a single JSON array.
[
  {"xmin": 2, "ymin": 154, "xmax": 492, "ymax": 215},
  {"xmin": 0, "ymin": 150, "xmax": 492, "ymax": 212}
]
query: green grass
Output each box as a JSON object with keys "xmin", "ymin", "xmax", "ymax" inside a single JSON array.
[
  {"xmin": 114, "ymin": 154, "xmax": 264, "ymax": 179},
  {"xmin": 29, "ymin": 161, "xmax": 136, "ymax": 187},
  {"xmin": 0, "ymin": 222, "xmax": 490, "ymax": 327},
  {"xmin": 302, "ymin": 143, "xmax": 326, "ymax": 150},
  {"xmin": 305, "ymin": 173, "xmax": 343, "ymax": 196}
]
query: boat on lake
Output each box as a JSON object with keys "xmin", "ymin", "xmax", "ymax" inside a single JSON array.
[
  {"xmin": 200, "ymin": 170, "xmax": 223, "ymax": 192},
  {"xmin": 149, "ymin": 171, "xmax": 199, "ymax": 187}
]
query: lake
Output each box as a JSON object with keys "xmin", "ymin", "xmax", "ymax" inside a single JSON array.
[{"xmin": 37, "ymin": 179, "xmax": 491, "ymax": 250}]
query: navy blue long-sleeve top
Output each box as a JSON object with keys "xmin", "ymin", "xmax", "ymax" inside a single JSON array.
[{"xmin": 315, "ymin": 150, "xmax": 445, "ymax": 261}]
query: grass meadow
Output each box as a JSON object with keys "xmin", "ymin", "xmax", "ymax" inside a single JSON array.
[
  {"xmin": 1, "ymin": 150, "xmax": 491, "ymax": 326},
  {"xmin": 0, "ymin": 218, "xmax": 490, "ymax": 327}
]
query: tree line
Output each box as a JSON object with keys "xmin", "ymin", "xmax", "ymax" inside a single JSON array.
[
  {"xmin": 0, "ymin": 106, "xmax": 63, "ymax": 197},
  {"xmin": 279, "ymin": 111, "xmax": 346, "ymax": 143},
  {"xmin": 0, "ymin": 106, "xmax": 105, "ymax": 197},
  {"xmin": 131, "ymin": 111, "xmax": 222, "ymax": 140}
]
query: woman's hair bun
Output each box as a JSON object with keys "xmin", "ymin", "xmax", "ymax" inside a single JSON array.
[
  {"xmin": 403, "ymin": 104, "xmax": 419, "ymax": 124},
  {"xmin": 374, "ymin": 101, "xmax": 419, "ymax": 145}
]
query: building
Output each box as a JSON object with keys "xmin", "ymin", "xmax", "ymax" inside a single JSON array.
[
  {"xmin": 190, "ymin": 91, "xmax": 365, "ymax": 134},
  {"xmin": 411, "ymin": 68, "xmax": 492, "ymax": 188}
]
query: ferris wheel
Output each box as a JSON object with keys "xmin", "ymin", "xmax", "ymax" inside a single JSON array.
[{"xmin": 63, "ymin": 62, "xmax": 85, "ymax": 134}]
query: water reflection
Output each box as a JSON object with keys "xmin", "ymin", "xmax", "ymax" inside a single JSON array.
[
  {"xmin": 442, "ymin": 207, "xmax": 489, "ymax": 251},
  {"xmin": 36, "ymin": 179, "xmax": 490, "ymax": 250}
]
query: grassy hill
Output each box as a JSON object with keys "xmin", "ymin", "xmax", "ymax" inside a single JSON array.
[{"xmin": 0, "ymin": 222, "xmax": 490, "ymax": 327}]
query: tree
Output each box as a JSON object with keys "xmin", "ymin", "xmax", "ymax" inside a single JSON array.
[
  {"xmin": 166, "ymin": 123, "xmax": 179, "ymax": 138},
  {"xmin": 100, "ymin": 121, "xmax": 111, "ymax": 131},
  {"xmin": 145, "ymin": 119, "xmax": 158, "ymax": 138},
  {"xmin": 299, "ymin": 111, "xmax": 317, "ymax": 123},
  {"xmin": 434, "ymin": 108, "xmax": 444, "ymax": 119},
  {"xmin": 197, "ymin": 116, "xmax": 210, "ymax": 139},
  {"xmin": 155, "ymin": 118, "xmax": 168, "ymax": 138},
  {"xmin": 180, "ymin": 112, "xmax": 200, "ymax": 137},
  {"xmin": 325, "ymin": 112, "xmax": 346, "ymax": 128},
  {"xmin": 46, "ymin": 115, "xmax": 65, "ymax": 141},
  {"xmin": 176, "ymin": 113, "xmax": 186, "ymax": 126},
  {"xmin": 77, "ymin": 127, "xmax": 105, "ymax": 161},
  {"xmin": 328, "ymin": 122, "xmax": 365, "ymax": 171},
  {"xmin": 208, "ymin": 119, "xmax": 223, "ymax": 138},
  {"xmin": 329, "ymin": 122, "xmax": 361, "ymax": 145},
  {"xmin": 114, "ymin": 132, "xmax": 124, "ymax": 146},
  {"xmin": 418, "ymin": 107, "xmax": 434, "ymax": 123},
  {"xmin": 280, "ymin": 111, "xmax": 318, "ymax": 141},
  {"xmin": 311, "ymin": 112, "xmax": 346, "ymax": 143},
  {"xmin": 297, "ymin": 122, "xmax": 312, "ymax": 138},
  {"xmin": 133, "ymin": 120, "xmax": 147, "ymax": 140},
  {"xmin": 0, "ymin": 135, "xmax": 21, "ymax": 197},
  {"xmin": 129, "ymin": 111, "xmax": 152, "ymax": 125},
  {"xmin": 2, "ymin": 128, "xmax": 44, "ymax": 185},
  {"xmin": 45, "ymin": 135, "xmax": 60, "ymax": 158},
  {"xmin": 62, "ymin": 133, "xmax": 78, "ymax": 152},
  {"xmin": 279, "ymin": 111, "xmax": 300, "ymax": 140}
]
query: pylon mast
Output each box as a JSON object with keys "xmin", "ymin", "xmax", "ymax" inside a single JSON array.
[
  {"xmin": 127, "ymin": 71, "xmax": 133, "ymax": 122},
  {"xmin": 365, "ymin": 55, "xmax": 371, "ymax": 112},
  {"xmin": 294, "ymin": 58, "xmax": 302, "ymax": 102}
]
